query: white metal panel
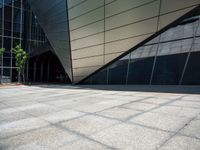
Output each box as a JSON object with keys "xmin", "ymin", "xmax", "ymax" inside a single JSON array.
[
  {"xmin": 71, "ymin": 33, "xmax": 104, "ymax": 50},
  {"xmin": 161, "ymin": 0, "xmax": 200, "ymax": 14},
  {"xmin": 105, "ymin": 1, "xmax": 159, "ymax": 30},
  {"xmin": 105, "ymin": 34, "xmax": 153, "ymax": 54},
  {"xmin": 105, "ymin": 18, "xmax": 158, "ymax": 42},
  {"xmin": 73, "ymin": 55, "xmax": 104, "ymax": 68},
  {"xmin": 72, "ymin": 45, "xmax": 104, "ymax": 59},
  {"xmin": 71, "ymin": 21, "xmax": 104, "ymax": 40}
]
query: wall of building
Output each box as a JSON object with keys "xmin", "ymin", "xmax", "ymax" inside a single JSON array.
[
  {"xmin": 67, "ymin": 0, "xmax": 200, "ymax": 83},
  {"xmin": 28, "ymin": 0, "xmax": 73, "ymax": 81},
  {"xmin": 0, "ymin": 0, "xmax": 46, "ymax": 83},
  {"xmin": 82, "ymin": 8, "xmax": 200, "ymax": 85}
]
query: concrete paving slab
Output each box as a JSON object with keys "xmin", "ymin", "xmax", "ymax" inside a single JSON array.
[
  {"xmin": 11, "ymin": 143, "xmax": 52, "ymax": 150},
  {"xmin": 0, "ymin": 103, "xmax": 8, "ymax": 109},
  {"xmin": 59, "ymin": 138, "xmax": 112, "ymax": 150},
  {"xmin": 90, "ymin": 123, "xmax": 171, "ymax": 150},
  {"xmin": 197, "ymin": 114, "xmax": 200, "ymax": 120},
  {"xmin": 152, "ymin": 105, "xmax": 200, "ymax": 118},
  {"xmin": 0, "ymin": 117, "xmax": 49, "ymax": 139},
  {"xmin": 60, "ymin": 115, "xmax": 119, "ymax": 136},
  {"xmin": 180, "ymin": 119, "xmax": 200, "ymax": 139},
  {"xmin": 141, "ymin": 97, "xmax": 172, "ymax": 105},
  {"xmin": 39, "ymin": 109, "xmax": 85, "ymax": 123},
  {"xmin": 97, "ymin": 107, "xmax": 141, "ymax": 120},
  {"xmin": 0, "ymin": 108, "xmax": 31, "ymax": 124},
  {"xmin": 0, "ymin": 126, "xmax": 79, "ymax": 149},
  {"xmin": 0, "ymin": 85, "xmax": 200, "ymax": 149},
  {"xmin": 130, "ymin": 112, "xmax": 190, "ymax": 132},
  {"xmin": 123, "ymin": 102, "xmax": 159, "ymax": 111},
  {"xmin": 169, "ymin": 100, "xmax": 200, "ymax": 109},
  {"xmin": 17, "ymin": 103, "xmax": 60, "ymax": 116},
  {"xmin": 182, "ymin": 95, "xmax": 200, "ymax": 102},
  {"xmin": 159, "ymin": 135, "xmax": 200, "ymax": 150}
]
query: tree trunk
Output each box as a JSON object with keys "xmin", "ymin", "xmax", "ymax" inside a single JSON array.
[
  {"xmin": 18, "ymin": 73, "xmax": 21, "ymax": 83},
  {"xmin": 22, "ymin": 73, "xmax": 25, "ymax": 84}
]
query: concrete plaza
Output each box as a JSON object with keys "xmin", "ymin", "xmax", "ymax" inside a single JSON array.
[{"xmin": 0, "ymin": 85, "xmax": 200, "ymax": 150}]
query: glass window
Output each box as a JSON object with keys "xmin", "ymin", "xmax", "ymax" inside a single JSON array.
[
  {"xmin": 12, "ymin": 68, "xmax": 18, "ymax": 82},
  {"xmin": 4, "ymin": 6, "xmax": 12, "ymax": 22},
  {"xmin": 91, "ymin": 69, "xmax": 108, "ymax": 84},
  {"xmin": 3, "ymin": 68, "xmax": 10, "ymax": 77},
  {"xmin": 12, "ymin": 58, "xmax": 16, "ymax": 67},
  {"xmin": 128, "ymin": 57, "xmax": 154, "ymax": 85},
  {"xmin": 182, "ymin": 52, "xmax": 200, "ymax": 85},
  {"xmin": 13, "ymin": 23, "xmax": 21, "ymax": 37},
  {"xmin": 4, "ymin": 29, "xmax": 11, "ymax": 36},
  {"xmin": 3, "ymin": 51, "xmax": 11, "ymax": 57},
  {"xmin": 160, "ymin": 18, "xmax": 198, "ymax": 42},
  {"xmin": 13, "ymin": 38, "xmax": 20, "ymax": 47},
  {"xmin": 13, "ymin": 8, "xmax": 21, "ymax": 23},
  {"xmin": 13, "ymin": 0, "xmax": 21, "ymax": 8},
  {"xmin": 0, "ymin": 8, "xmax": 2, "ymax": 21},
  {"xmin": 4, "ymin": 21, "xmax": 12, "ymax": 30},
  {"xmin": 0, "ymin": 0, "xmax": 3, "ymax": 5},
  {"xmin": 157, "ymin": 39, "xmax": 192, "ymax": 56},
  {"xmin": 3, "ymin": 37, "xmax": 11, "ymax": 51},
  {"xmin": 192, "ymin": 37, "xmax": 200, "ymax": 52},
  {"xmin": 108, "ymin": 55, "xmax": 129, "ymax": 84},
  {"xmin": 152, "ymin": 53, "xmax": 187, "ymax": 85},
  {"xmin": 3, "ymin": 57, "xmax": 11, "ymax": 66},
  {"xmin": 4, "ymin": 0, "xmax": 12, "ymax": 6},
  {"xmin": 82, "ymin": 78, "xmax": 91, "ymax": 84},
  {"xmin": 2, "ymin": 68, "xmax": 11, "ymax": 83}
]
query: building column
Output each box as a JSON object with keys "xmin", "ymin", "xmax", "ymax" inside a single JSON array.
[
  {"xmin": 40, "ymin": 63, "xmax": 43, "ymax": 82},
  {"xmin": 47, "ymin": 57, "xmax": 50, "ymax": 82},
  {"xmin": 33, "ymin": 62, "xmax": 36, "ymax": 82}
]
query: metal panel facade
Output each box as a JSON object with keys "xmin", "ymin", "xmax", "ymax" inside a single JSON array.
[
  {"xmin": 28, "ymin": 0, "xmax": 73, "ymax": 81},
  {"xmin": 67, "ymin": 0, "xmax": 200, "ymax": 83}
]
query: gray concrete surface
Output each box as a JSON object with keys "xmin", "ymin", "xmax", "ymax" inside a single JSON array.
[{"xmin": 0, "ymin": 85, "xmax": 200, "ymax": 150}]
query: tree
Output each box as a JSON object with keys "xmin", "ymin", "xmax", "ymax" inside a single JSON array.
[{"xmin": 12, "ymin": 44, "xmax": 29, "ymax": 83}]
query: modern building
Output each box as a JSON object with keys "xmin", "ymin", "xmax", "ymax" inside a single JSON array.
[{"xmin": 0, "ymin": 0, "xmax": 200, "ymax": 85}]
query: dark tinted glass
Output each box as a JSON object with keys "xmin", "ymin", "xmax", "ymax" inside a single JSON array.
[
  {"xmin": 4, "ymin": 0, "xmax": 12, "ymax": 6},
  {"xmin": 152, "ymin": 53, "xmax": 187, "ymax": 85},
  {"xmin": 12, "ymin": 68, "xmax": 18, "ymax": 82},
  {"xmin": 91, "ymin": 69, "xmax": 107, "ymax": 84},
  {"xmin": 182, "ymin": 52, "xmax": 200, "ymax": 85},
  {"xmin": 3, "ymin": 57, "xmax": 11, "ymax": 66},
  {"xmin": 3, "ymin": 68, "xmax": 10, "ymax": 76},
  {"xmin": 14, "ymin": 0, "xmax": 21, "ymax": 8},
  {"xmin": 108, "ymin": 57, "xmax": 128, "ymax": 84},
  {"xmin": 13, "ymin": 8, "xmax": 21, "ymax": 23},
  {"xmin": 128, "ymin": 57, "xmax": 154, "ymax": 84},
  {"xmin": 4, "ymin": 6, "xmax": 12, "ymax": 22},
  {"xmin": 3, "ymin": 37, "xmax": 11, "ymax": 51}
]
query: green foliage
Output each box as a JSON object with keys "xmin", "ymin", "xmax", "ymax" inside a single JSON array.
[
  {"xmin": 12, "ymin": 44, "xmax": 29, "ymax": 76},
  {"xmin": 0, "ymin": 48, "xmax": 5, "ymax": 56}
]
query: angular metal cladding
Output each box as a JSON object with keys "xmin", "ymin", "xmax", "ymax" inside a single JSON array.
[
  {"xmin": 28, "ymin": 0, "xmax": 73, "ymax": 82},
  {"xmin": 28, "ymin": 0, "xmax": 200, "ymax": 84},
  {"xmin": 67, "ymin": 0, "xmax": 200, "ymax": 83}
]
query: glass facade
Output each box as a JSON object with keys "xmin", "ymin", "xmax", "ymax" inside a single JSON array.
[
  {"xmin": 0, "ymin": 0, "xmax": 46, "ymax": 83},
  {"xmin": 82, "ymin": 8, "xmax": 200, "ymax": 85}
]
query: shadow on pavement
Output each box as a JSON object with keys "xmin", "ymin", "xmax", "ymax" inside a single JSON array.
[{"xmin": 30, "ymin": 84, "xmax": 200, "ymax": 94}]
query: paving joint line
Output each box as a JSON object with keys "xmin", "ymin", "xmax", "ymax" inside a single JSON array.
[{"xmin": 157, "ymin": 112, "xmax": 200, "ymax": 150}]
